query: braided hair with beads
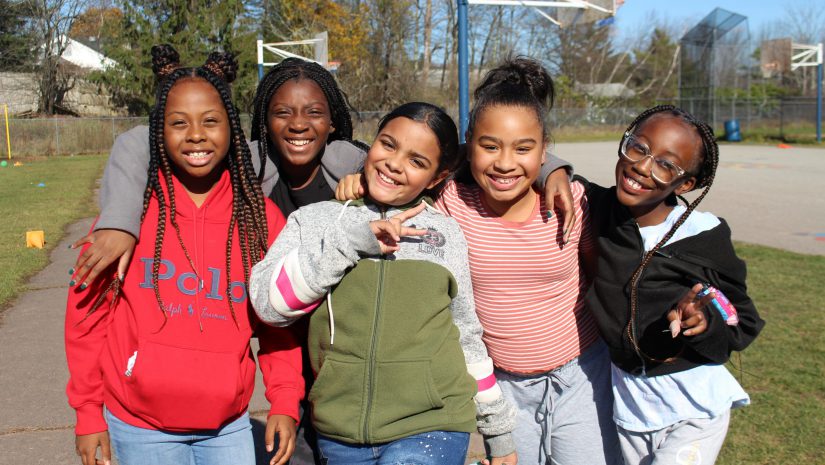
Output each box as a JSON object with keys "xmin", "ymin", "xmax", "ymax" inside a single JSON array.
[
  {"xmin": 123, "ymin": 44, "xmax": 269, "ymax": 331},
  {"xmin": 622, "ymin": 104, "xmax": 719, "ymax": 363},
  {"xmin": 250, "ymin": 57, "xmax": 368, "ymax": 183}
]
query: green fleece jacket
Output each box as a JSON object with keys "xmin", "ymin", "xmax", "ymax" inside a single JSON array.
[{"xmin": 249, "ymin": 198, "xmax": 516, "ymax": 456}]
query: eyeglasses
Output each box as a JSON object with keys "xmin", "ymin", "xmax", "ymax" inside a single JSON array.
[{"xmin": 619, "ymin": 132, "xmax": 687, "ymax": 184}]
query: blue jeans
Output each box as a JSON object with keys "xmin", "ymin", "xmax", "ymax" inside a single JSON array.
[
  {"xmin": 106, "ymin": 410, "xmax": 255, "ymax": 465},
  {"xmin": 316, "ymin": 431, "xmax": 470, "ymax": 465}
]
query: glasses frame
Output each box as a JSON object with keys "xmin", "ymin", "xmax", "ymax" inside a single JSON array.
[{"xmin": 619, "ymin": 132, "xmax": 687, "ymax": 185}]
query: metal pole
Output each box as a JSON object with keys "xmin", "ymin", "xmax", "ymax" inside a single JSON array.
[
  {"xmin": 458, "ymin": 0, "xmax": 470, "ymax": 142},
  {"xmin": 257, "ymin": 39, "xmax": 265, "ymax": 82},
  {"xmin": 3, "ymin": 104, "xmax": 11, "ymax": 160},
  {"xmin": 817, "ymin": 44, "xmax": 823, "ymax": 143}
]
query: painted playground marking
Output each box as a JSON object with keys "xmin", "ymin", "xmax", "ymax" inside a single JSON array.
[
  {"xmin": 791, "ymin": 232, "xmax": 825, "ymax": 243},
  {"xmin": 720, "ymin": 162, "xmax": 789, "ymax": 170}
]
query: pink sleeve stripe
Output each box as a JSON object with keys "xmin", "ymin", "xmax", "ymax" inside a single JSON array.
[
  {"xmin": 476, "ymin": 373, "xmax": 497, "ymax": 392},
  {"xmin": 276, "ymin": 267, "xmax": 322, "ymax": 313}
]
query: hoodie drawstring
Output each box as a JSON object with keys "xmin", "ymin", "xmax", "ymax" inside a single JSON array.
[
  {"xmin": 325, "ymin": 200, "xmax": 353, "ymax": 345},
  {"xmin": 527, "ymin": 371, "xmax": 571, "ymax": 463}
]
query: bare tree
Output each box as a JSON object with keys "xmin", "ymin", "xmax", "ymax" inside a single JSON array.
[
  {"xmin": 421, "ymin": 0, "xmax": 433, "ymax": 82},
  {"xmin": 25, "ymin": 0, "xmax": 87, "ymax": 114}
]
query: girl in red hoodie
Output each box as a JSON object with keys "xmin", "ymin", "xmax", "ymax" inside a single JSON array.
[{"xmin": 65, "ymin": 45, "xmax": 303, "ymax": 465}]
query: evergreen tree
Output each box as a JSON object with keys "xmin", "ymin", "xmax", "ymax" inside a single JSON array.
[
  {"xmin": 0, "ymin": 0, "xmax": 35, "ymax": 70},
  {"xmin": 93, "ymin": 0, "xmax": 252, "ymax": 114}
]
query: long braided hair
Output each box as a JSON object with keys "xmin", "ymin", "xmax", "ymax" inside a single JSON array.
[
  {"xmin": 81, "ymin": 47, "xmax": 271, "ymax": 329},
  {"xmin": 250, "ymin": 58, "xmax": 368, "ymax": 183},
  {"xmin": 135, "ymin": 44, "xmax": 269, "ymax": 331},
  {"xmin": 623, "ymin": 104, "xmax": 719, "ymax": 363}
]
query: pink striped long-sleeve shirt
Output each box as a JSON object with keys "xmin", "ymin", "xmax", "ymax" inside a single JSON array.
[{"xmin": 436, "ymin": 180, "xmax": 598, "ymax": 373}]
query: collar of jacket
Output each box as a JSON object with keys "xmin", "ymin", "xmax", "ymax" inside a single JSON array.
[{"xmin": 343, "ymin": 194, "xmax": 434, "ymax": 211}]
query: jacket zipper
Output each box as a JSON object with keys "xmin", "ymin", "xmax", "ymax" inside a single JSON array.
[
  {"xmin": 362, "ymin": 208, "xmax": 387, "ymax": 442},
  {"xmin": 630, "ymin": 222, "xmax": 647, "ymax": 374}
]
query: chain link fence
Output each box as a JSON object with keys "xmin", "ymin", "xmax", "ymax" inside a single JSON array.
[
  {"xmin": 678, "ymin": 96, "xmax": 821, "ymax": 138},
  {"xmin": 3, "ymin": 98, "xmax": 821, "ymax": 157}
]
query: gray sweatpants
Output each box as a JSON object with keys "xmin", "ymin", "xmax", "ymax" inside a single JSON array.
[
  {"xmin": 495, "ymin": 341, "xmax": 622, "ymax": 465},
  {"xmin": 617, "ymin": 410, "xmax": 731, "ymax": 465}
]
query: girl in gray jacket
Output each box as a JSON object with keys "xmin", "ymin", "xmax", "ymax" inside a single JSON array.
[{"xmin": 250, "ymin": 102, "xmax": 517, "ymax": 465}]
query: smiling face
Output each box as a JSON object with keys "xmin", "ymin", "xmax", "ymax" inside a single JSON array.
[
  {"xmin": 615, "ymin": 113, "xmax": 701, "ymax": 226},
  {"xmin": 266, "ymin": 78, "xmax": 334, "ymax": 170},
  {"xmin": 468, "ymin": 105, "xmax": 546, "ymax": 220},
  {"xmin": 163, "ymin": 78, "xmax": 230, "ymax": 194},
  {"xmin": 364, "ymin": 117, "xmax": 447, "ymax": 207}
]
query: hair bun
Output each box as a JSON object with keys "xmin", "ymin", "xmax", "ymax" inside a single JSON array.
[
  {"xmin": 151, "ymin": 44, "xmax": 181, "ymax": 80},
  {"xmin": 476, "ymin": 56, "xmax": 555, "ymax": 109},
  {"xmin": 203, "ymin": 51, "xmax": 238, "ymax": 84}
]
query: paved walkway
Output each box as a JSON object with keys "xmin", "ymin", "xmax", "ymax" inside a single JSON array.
[{"xmin": 1, "ymin": 142, "xmax": 821, "ymax": 464}]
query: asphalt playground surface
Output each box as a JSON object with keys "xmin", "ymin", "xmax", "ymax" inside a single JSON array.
[{"xmin": 0, "ymin": 141, "xmax": 822, "ymax": 464}]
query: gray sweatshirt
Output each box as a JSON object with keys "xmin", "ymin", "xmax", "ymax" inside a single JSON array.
[
  {"xmin": 96, "ymin": 125, "xmax": 365, "ymax": 237},
  {"xmin": 249, "ymin": 198, "xmax": 517, "ymax": 455}
]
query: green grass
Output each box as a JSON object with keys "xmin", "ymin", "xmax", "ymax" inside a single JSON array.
[
  {"xmin": 719, "ymin": 243, "xmax": 825, "ymax": 464},
  {"xmin": 717, "ymin": 122, "xmax": 825, "ymax": 147},
  {"xmin": 0, "ymin": 155, "xmax": 106, "ymax": 312}
]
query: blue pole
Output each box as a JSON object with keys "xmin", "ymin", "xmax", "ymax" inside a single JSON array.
[
  {"xmin": 817, "ymin": 61, "xmax": 822, "ymax": 143},
  {"xmin": 458, "ymin": 0, "xmax": 469, "ymax": 142},
  {"xmin": 257, "ymin": 37, "xmax": 265, "ymax": 82}
]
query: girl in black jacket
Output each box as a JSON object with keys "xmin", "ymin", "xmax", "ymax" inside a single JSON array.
[{"xmin": 580, "ymin": 105, "xmax": 764, "ymax": 465}]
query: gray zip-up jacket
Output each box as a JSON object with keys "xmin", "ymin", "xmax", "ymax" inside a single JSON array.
[
  {"xmin": 96, "ymin": 125, "xmax": 365, "ymax": 237},
  {"xmin": 249, "ymin": 198, "xmax": 517, "ymax": 456}
]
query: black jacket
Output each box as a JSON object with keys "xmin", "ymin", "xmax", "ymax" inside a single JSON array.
[{"xmin": 581, "ymin": 179, "xmax": 765, "ymax": 377}]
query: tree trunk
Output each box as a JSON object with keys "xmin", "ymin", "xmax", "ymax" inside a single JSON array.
[{"xmin": 421, "ymin": 0, "xmax": 432, "ymax": 86}]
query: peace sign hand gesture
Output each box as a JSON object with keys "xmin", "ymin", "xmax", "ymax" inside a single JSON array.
[{"xmin": 369, "ymin": 203, "xmax": 428, "ymax": 254}]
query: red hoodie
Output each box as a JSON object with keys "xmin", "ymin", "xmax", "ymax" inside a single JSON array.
[{"xmin": 65, "ymin": 169, "xmax": 302, "ymax": 435}]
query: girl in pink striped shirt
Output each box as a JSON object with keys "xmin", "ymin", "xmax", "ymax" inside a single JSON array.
[
  {"xmin": 337, "ymin": 58, "xmax": 621, "ymax": 465},
  {"xmin": 442, "ymin": 58, "xmax": 621, "ymax": 465}
]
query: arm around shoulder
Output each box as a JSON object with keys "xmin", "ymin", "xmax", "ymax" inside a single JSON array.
[
  {"xmin": 320, "ymin": 140, "xmax": 368, "ymax": 187},
  {"xmin": 96, "ymin": 125, "xmax": 151, "ymax": 238}
]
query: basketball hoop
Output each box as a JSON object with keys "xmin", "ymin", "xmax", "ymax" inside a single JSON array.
[
  {"xmin": 760, "ymin": 38, "xmax": 792, "ymax": 77},
  {"xmin": 467, "ymin": 0, "xmax": 619, "ymax": 28},
  {"xmin": 791, "ymin": 42, "xmax": 823, "ymax": 70},
  {"xmin": 256, "ymin": 32, "xmax": 330, "ymax": 81},
  {"xmin": 458, "ymin": 0, "xmax": 622, "ymax": 138},
  {"xmin": 556, "ymin": 0, "xmax": 618, "ymax": 28}
]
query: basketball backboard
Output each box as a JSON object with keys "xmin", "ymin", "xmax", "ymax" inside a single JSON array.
[
  {"xmin": 760, "ymin": 38, "xmax": 792, "ymax": 77},
  {"xmin": 556, "ymin": 0, "xmax": 618, "ymax": 28}
]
